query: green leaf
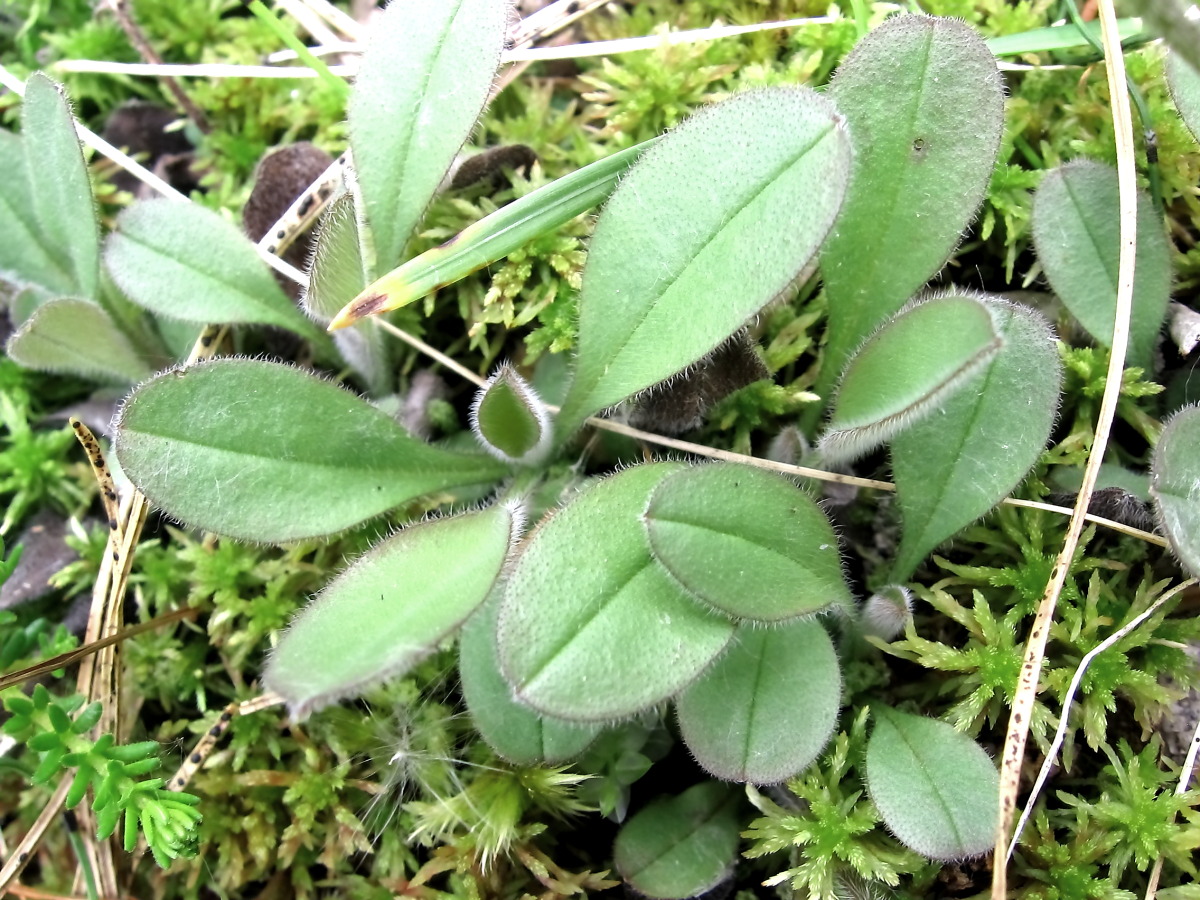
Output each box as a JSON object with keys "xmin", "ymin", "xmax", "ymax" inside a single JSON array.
[
  {"xmin": 114, "ymin": 358, "xmax": 509, "ymax": 542},
  {"xmin": 459, "ymin": 591, "xmax": 603, "ymax": 766},
  {"xmin": 22, "ymin": 73, "xmax": 100, "ymax": 301},
  {"xmin": 6, "ymin": 298, "xmax": 152, "ymax": 383},
  {"xmin": 498, "ymin": 464, "xmax": 736, "ymax": 721},
  {"xmin": 1167, "ymin": 49, "xmax": 1200, "ymax": 145},
  {"xmin": 105, "ymin": 200, "xmax": 323, "ymax": 341},
  {"xmin": 329, "ymin": 139, "xmax": 657, "ymax": 328},
  {"xmin": 1150, "ymin": 404, "xmax": 1200, "ymax": 577},
  {"xmin": 348, "ymin": 0, "xmax": 509, "ymax": 272},
  {"xmin": 819, "ymin": 294, "xmax": 1003, "ymax": 463},
  {"xmin": 890, "ymin": 298, "xmax": 1060, "ymax": 581},
  {"xmin": 818, "ymin": 15, "xmax": 1004, "ymax": 395},
  {"xmin": 302, "ymin": 192, "xmax": 369, "ymax": 323},
  {"xmin": 302, "ymin": 192, "xmax": 391, "ymax": 391},
  {"xmin": 557, "ymin": 86, "xmax": 851, "ymax": 433},
  {"xmin": 0, "ymin": 129, "xmax": 75, "ymax": 296},
  {"xmin": 1032, "ymin": 161, "xmax": 1172, "ymax": 370},
  {"xmin": 264, "ymin": 504, "xmax": 513, "ymax": 717},
  {"xmin": 1127, "ymin": 0, "xmax": 1200, "ymax": 74},
  {"xmin": 985, "ymin": 19, "xmax": 1144, "ymax": 56},
  {"xmin": 865, "ymin": 707, "xmax": 998, "ymax": 861},
  {"xmin": 644, "ymin": 463, "xmax": 851, "ymax": 622},
  {"xmin": 676, "ymin": 619, "xmax": 841, "ymax": 783},
  {"xmin": 471, "ymin": 364, "xmax": 550, "ymax": 465},
  {"xmin": 614, "ymin": 781, "xmax": 741, "ymax": 899}
]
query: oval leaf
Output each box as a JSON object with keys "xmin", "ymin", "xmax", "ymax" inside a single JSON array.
[
  {"xmin": 459, "ymin": 591, "xmax": 603, "ymax": 766},
  {"xmin": 264, "ymin": 504, "xmax": 513, "ymax": 718},
  {"xmin": 6, "ymin": 298, "xmax": 152, "ymax": 383},
  {"xmin": 644, "ymin": 463, "xmax": 851, "ymax": 622},
  {"xmin": 0, "ymin": 129, "xmax": 75, "ymax": 296},
  {"xmin": 890, "ymin": 297, "xmax": 1061, "ymax": 581},
  {"xmin": 819, "ymin": 294, "xmax": 1003, "ymax": 463},
  {"xmin": 105, "ymin": 200, "xmax": 322, "ymax": 340},
  {"xmin": 614, "ymin": 782, "xmax": 741, "ymax": 900},
  {"xmin": 114, "ymin": 358, "xmax": 509, "ymax": 542},
  {"xmin": 348, "ymin": 0, "xmax": 509, "ymax": 272},
  {"xmin": 676, "ymin": 619, "xmax": 841, "ymax": 783},
  {"xmin": 1033, "ymin": 161, "xmax": 1172, "ymax": 370},
  {"xmin": 557, "ymin": 86, "xmax": 851, "ymax": 432},
  {"xmin": 866, "ymin": 707, "xmax": 998, "ymax": 861},
  {"xmin": 498, "ymin": 464, "xmax": 736, "ymax": 721},
  {"xmin": 1167, "ymin": 49, "xmax": 1200, "ymax": 145},
  {"xmin": 22, "ymin": 74, "xmax": 100, "ymax": 301},
  {"xmin": 818, "ymin": 16, "xmax": 1004, "ymax": 394},
  {"xmin": 1150, "ymin": 404, "xmax": 1200, "ymax": 577},
  {"xmin": 471, "ymin": 364, "xmax": 551, "ymax": 465}
]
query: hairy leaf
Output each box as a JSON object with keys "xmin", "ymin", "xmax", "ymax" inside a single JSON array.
[
  {"xmin": 114, "ymin": 358, "xmax": 508, "ymax": 542},
  {"xmin": 459, "ymin": 591, "xmax": 602, "ymax": 766},
  {"xmin": 498, "ymin": 464, "xmax": 736, "ymax": 720},
  {"xmin": 22, "ymin": 74, "xmax": 100, "ymax": 301},
  {"xmin": 1168, "ymin": 49, "xmax": 1200, "ymax": 145},
  {"xmin": 348, "ymin": 0, "xmax": 509, "ymax": 272},
  {"xmin": 866, "ymin": 707, "xmax": 999, "ymax": 860},
  {"xmin": 818, "ymin": 15, "xmax": 1004, "ymax": 395},
  {"xmin": 614, "ymin": 782, "xmax": 741, "ymax": 899},
  {"xmin": 819, "ymin": 294, "xmax": 1002, "ymax": 463},
  {"xmin": 265, "ymin": 504, "xmax": 513, "ymax": 717},
  {"xmin": 106, "ymin": 200, "xmax": 323, "ymax": 340},
  {"xmin": 557, "ymin": 87, "xmax": 851, "ymax": 432},
  {"xmin": 890, "ymin": 297, "xmax": 1061, "ymax": 581},
  {"xmin": 302, "ymin": 192, "xmax": 391, "ymax": 391},
  {"xmin": 6, "ymin": 298, "xmax": 151, "ymax": 383},
  {"xmin": 0, "ymin": 130, "xmax": 74, "ymax": 297},
  {"xmin": 676, "ymin": 619, "xmax": 841, "ymax": 783},
  {"xmin": 1150, "ymin": 404, "xmax": 1200, "ymax": 577},
  {"xmin": 1033, "ymin": 161, "xmax": 1171, "ymax": 369},
  {"xmin": 644, "ymin": 463, "xmax": 851, "ymax": 622},
  {"xmin": 471, "ymin": 364, "xmax": 551, "ymax": 465}
]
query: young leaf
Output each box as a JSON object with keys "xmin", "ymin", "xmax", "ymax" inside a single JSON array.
[
  {"xmin": 614, "ymin": 781, "xmax": 741, "ymax": 900},
  {"xmin": 22, "ymin": 74, "xmax": 100, "ymax": 301},
  {"xmin": 889, "ymin": 297, "xmax": 1060, "ymax": 581},
  {"xmin": 459, "ymin": 591, "xmax": 603, "ymax": 766},
  {"xmin": 6, "ymin": 298, "xmax": 152, "ymax": 383},
  {"xmin": 643, "ymin": 463, "xmax": 851, "ymax": 622},
  {"xmin": 676, "ymin": 619, "xmax": 841, "ymax": 784},
  {"xmin": 866, "ymin": 707, "xmax": 998, "ymax": 861},
  {"xmin": 114, "ymin": 358, "xmax": 509, "ymax": 542},
  {"xmin": 302, "ymin": 192, "xmax": 369, "ymax": 323},
  {"xmin": 330, "ymin": 139, "xmax": 657, "ymax": 329},
  {"xmin": 1150, "ymin": 404, "xmax": 1200, "ymax": 577},
  {"xmin": 302, "ymin": 192, "xmax": 391, "ymax": 392},
  {"xmin": 556, "ymin": 86, "xmax": 851, "ymax": 433},
  {"xmin": 348, "ymin": 0, "xmax": 509, "ymax": 272},
  {"xmin": 818, "ymin": 16, "xmax": 1004, "ymax": 394},
  {"xmin": 0, "ymin": 130, "xmax": 75, "ymax": 297},
  {"xmin": 105, "ymin": 200, "xmax": 324, "ymax": 341},
  {"xmin": 498, "ymin": 464, "xmax": 736, "ymax": 721},
  {"xmin": 470, "ymin": 364, "xmax": 551, "ymax": 465},
  {"xmin": 1167, "ymin": 49, "xmax": 1200, "ymax": 145},
  {"xmin": 818, "ymin": 294, "xmax": 1003, "ymax": 463},
  {"xmin": 264, "ymin": 504, "xmax": 514, "ymax": 718},
  {"xmin": 1033, "ymin": 161, "xmax": 1171, "ymax": 370}
]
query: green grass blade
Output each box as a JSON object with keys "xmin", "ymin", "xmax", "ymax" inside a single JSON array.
[{"xmin": 329, "ymin": 139, "xmax": 658, "ymax": 329}]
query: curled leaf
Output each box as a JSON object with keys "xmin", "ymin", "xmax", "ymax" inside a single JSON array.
[{"xmin": 819, "ymin": 293, "xmax": 1003, "ymax": 464}]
